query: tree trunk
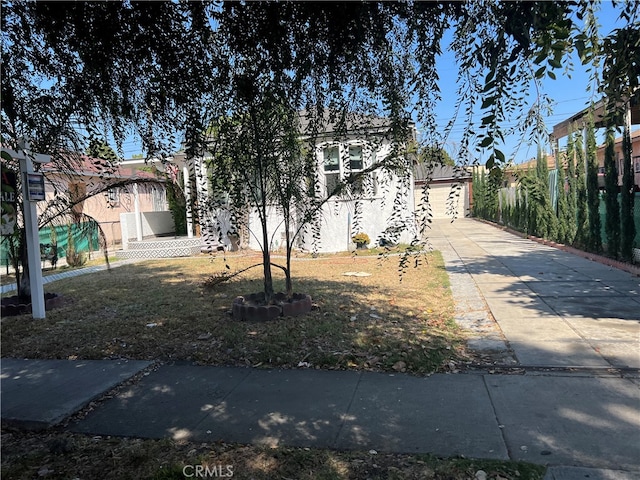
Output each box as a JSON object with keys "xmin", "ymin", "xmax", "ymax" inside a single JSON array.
[
  {"xmin": 18, "ymin": 235, "xmax": 31, "ymax": 300},
  {"xmin": 260, "ymin": 191, "xmax": 274, "ymax": 304},
  {"xmin": 284, "ymin": 214, "xmax": 293, "ymax": 299}
]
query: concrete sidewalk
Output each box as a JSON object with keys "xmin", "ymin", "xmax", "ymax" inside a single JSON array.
[
  {"xmin": 1, "ymin": 359, "xmax": 639, "ymax": 476},
  {"xmin": 1, "ymin": 358, "xmax": 152, "ymax": 429},
  {"xmin": 0, "ymin": 258, "xmax": 143, "ymax": 295}
]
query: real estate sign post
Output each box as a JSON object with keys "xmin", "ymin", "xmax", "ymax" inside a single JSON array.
[{"xmin": 1, "ymin": 142, "xmax": 51, "ymax": 319}]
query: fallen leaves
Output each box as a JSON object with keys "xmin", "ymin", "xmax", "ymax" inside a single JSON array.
[{"xmin": 1, "ymin": 253, "xmax": 462, "ymax": 375}]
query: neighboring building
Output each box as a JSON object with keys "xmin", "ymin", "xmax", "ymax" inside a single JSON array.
[
  {"xmin": 1, "ymin": 154, "xmax": 169, "ymax": 269},
  {"xmin": 174, "ymin": 113, "xmax": 419, "ymax": 253},
  {"xmin": 596, "ymin": 128, "xmax": 640, "ymax": 190},
  {"xmin": 551, "ymin": 95, "xmax": 640, "ymax": 191},
  {"xmin": 502, "ymin": 127, "xmax": 640, "ymax": 193},
  {"xmin": 413, "ymin": 164, "xmax": 472, "ymax": 219},
  {"xmin": 40, "ymin": 156, "xmax": 168, "ymax": 247}
]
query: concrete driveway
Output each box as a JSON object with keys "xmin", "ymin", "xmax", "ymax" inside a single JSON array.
[{"xmin": 429, "ymin": 218, "xmax": 640, "ymax": 369}]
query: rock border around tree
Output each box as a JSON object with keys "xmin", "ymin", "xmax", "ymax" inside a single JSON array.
[
  {"xmin": 1, "ymin": 293, "xmax": 67, "ymax": 317},
  {"xmin": 232, "ymin": 292, "xmax": 313, "ymax": 321}
]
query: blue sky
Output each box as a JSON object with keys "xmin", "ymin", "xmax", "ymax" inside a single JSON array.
[
  {"xmin": 429, "ymin": 1, "xmax": 633, "ymax": 165},
  {"xmin": 116, "ymin": 3, "xmax": 633, "ymax": 163}
]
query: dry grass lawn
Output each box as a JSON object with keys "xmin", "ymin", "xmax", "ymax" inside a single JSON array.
[
  {"xmin": 2, "ymin": 252, "xmax": 464, "ymax": 374},
  {"xmin": 1, "ymin": 429, "xmax": 545, "ymax": 480}
]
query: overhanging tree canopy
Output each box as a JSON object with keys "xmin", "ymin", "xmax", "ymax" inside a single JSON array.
[
  {"xmin": 4, "ymin": 1, "xmax": 638, "ymax": 161},
  {"xmin": 2, "ymin": 1, "xmax": 638, "ymax": 301}
]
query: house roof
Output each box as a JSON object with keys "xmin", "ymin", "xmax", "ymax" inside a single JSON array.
[
  {"xmin": 511, "ymin": 154, "xmax": 557, "ymax": 171},
  {"xmin": 551, "ymin": 94, "xmax": 640, "ymax": 140},
  {"xmin": 414, "ymin": 164, "xmax": 472, "ymax": 184},
  {"xmin": 41, "ymin": 155, "xmax": 161, "ymax": 181},
  {"xmin": 170, "ymin": 109, "xmax": 417, "ymax": 164},
  {"xmin": 297, "ymin": 109, "xmax": 413, "ymax": 137}
]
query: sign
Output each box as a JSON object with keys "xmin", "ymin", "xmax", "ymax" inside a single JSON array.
[
  {"xmin": 26, "ymin": 172, "xmax": 45, "ymax": 201},
  {"xmin": 1, "ymin": 163, "xmax": 17, "ymax": 235}
]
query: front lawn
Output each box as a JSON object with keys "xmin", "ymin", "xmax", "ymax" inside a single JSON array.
[
  {"xmin": 1, "ymin": 252, "xmax": 464, "ymax": 374},
  {"xmin": 1, "ymin": 252, "xmax": 549, "ymax": 480}
]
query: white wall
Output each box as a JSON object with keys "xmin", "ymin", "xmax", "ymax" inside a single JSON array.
[
  {"xmin": 245, "ymin": 138, "xmax": 417, "ymax": 253},
  {"xmin": 208, "ymin": 134, "xmax": 418, "ymax": 254},
  {"xmin": 120, "ymin": 211, "xmax": 174, "ymax": 248}
]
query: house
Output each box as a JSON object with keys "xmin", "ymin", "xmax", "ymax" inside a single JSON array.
[
  {"xmin": 596, "ymin": 129, "xmax": 640, "ymax": 190},
  {"xmin": 39, "ymin": 156, "xmax": 168, "ymax": 249},
  {"xmin": 173, "ymin": 112, "xmax": 419, "ymax": 253},
  {"xmin": 413, "ymin": 164, "xmax": 472, "ymax": 219},
  {"xmin": 502, "ymin": 128, "xmax": 640, "ymax": 193},
  {"xmin": 551, "ymin": 95, "xmax": 640, "ymax": 191},
  {"xmin": 1, "ymin": 154, "xmax": 170, "ymax": 268}
]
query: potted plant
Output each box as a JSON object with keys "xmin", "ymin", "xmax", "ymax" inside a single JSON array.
[{"xmin": 352, "ymin": 232, "xmax": 370, "ymax": 250}]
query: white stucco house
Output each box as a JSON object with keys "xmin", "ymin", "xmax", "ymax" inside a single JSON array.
[{"xmin": 174, "ymin": 112, "xmax": 419, "ymax": 254}]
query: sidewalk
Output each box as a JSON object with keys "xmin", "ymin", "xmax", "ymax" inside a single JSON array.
[
  {"xmin": 2, "ymin": 218, "xmax": 639, "ymax": 477},
  {"xmin": 1, "ymin": 359, "xmax": 638, "ymax": 476},
  {"xmin": 0, "ymin": 258, "xmax": 143, "ymax": 295}
]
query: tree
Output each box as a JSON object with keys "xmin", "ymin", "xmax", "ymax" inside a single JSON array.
[
  {"xmin": 205, "ymin": 81, "xmax": 415, "ymax": 303},
  {"xmin": 603, "ymin": 127, "xmax": 620, "ymax": 258},
  {"xmin": 419, "ymin": 146, "xmax": 455, "ymax": 166},
  {"xmin": 555, "ymin": 149, "xmax": 571, "ymax": 244},
  {"xmin": 86, "ymin": 140, "xmax": 119, "ymax": 165},
  {"xmin": 565, "ymin": 130, "xmax": 578, "ymax": 244},
  {"xmin": 585, "ymin": 115, "xmax": 602, "ymax": 253},
  {"xmin": 574, "ymin": 130, "xmax": 589, "ymax": 249},
  {"xmin": 3, "ymin": 1, "xmax": 638, "ymax": 301},
  {"xmin": 620, "ymin": 118, "xmax": 637, "ymax": 262},
  {"xmin": 205, "ymin": 86, "xmax": 306, "ymax": 303},
  {"xmin": 519, "ymin": 147, "xmax": 557, "ymax": 239}
]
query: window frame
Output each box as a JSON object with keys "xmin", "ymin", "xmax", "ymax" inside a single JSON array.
[{"xmin": 321, "ymin": 143, "xmax": 377, "ymax": 199}]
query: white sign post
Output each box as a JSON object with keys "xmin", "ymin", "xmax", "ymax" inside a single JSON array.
[{"xmin": 1, "ymin": 141, "xmax": 51, "ymax": 319}]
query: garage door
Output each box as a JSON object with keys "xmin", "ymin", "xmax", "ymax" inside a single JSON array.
[{"xmin": 415, "ymin": 183, "xmax": 468, "ymax": 219}]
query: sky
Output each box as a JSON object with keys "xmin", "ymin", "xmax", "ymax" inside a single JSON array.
[
  {"xmin": 431, "ymin": 1, "xmax": 637, "ymax": 165},
  {"xmin": 115, "ymin": 3, "xmax": 634, "ymax": 164}
]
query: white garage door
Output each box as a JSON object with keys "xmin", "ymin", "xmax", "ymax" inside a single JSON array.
[{"xmin": 415, "ymin": 183, "xmax": 468, "ymax": 219}]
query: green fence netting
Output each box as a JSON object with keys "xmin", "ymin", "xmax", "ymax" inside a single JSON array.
[{"xmin": 0, "ymin": 221, "xmax": 100, "ymax": 268}]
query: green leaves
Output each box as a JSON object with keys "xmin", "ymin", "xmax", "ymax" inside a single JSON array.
[{"xmin": 479, "ymin": 136, "xmax": 493, "ymax": 149}]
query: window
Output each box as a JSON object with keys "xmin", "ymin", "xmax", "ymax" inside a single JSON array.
[
  {"xmin": 349, "ymin": 146, "xmax": 363, "ymax": 170},
  {"xmin": 348, "ymin": 146, "xmax": 365, "ymax": 195},
  {"xmin": 323, "ymin": 147, "xmax": 340, "ymax": 196},
  {"xmin": 105, "ymin": 188, "xmax": 120, "ymax": 208},
  {"xmin": 634, "ymin": 156, "xmax": 640, "ymax": 173},
  {"xmin": 323, "ymin": 145, "xmax": 377, "ymax": 198}
]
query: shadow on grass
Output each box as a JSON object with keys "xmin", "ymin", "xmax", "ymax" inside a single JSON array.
[{"xmin": 0, "ymin": 255, "xmax": 459, "ymax": 375}]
